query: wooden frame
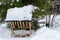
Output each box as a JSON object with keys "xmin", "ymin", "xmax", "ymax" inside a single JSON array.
[{"xmin": 9, "ymin": 21, "xmax": 32, "ymax": 37}]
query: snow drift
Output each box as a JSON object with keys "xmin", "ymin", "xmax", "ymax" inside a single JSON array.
[{"xmin": 30, "ymin": 27, "xmax": 60, "ymax": 40}]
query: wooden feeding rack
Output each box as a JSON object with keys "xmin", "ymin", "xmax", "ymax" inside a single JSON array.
[
  {"xmin": 9, "ymin": 21, "xmax": 32, "ymax": 37},
  {"xmin": 5, "ymin": 5, "xmax": 34, "ymax": 37}
]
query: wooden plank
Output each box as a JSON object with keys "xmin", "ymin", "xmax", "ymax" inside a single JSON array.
[
  {"xmin": 26, "ymin": 22, "xmax": 28, "ymax": 28},
  {"xmin": 22, "ymin": 22, "xmax": 25, "ymax": 28},
  {"xmin": 20, "ymin": 22, "xmax": 22, "ymax": 28},
  {"xmin": 29, "ymin": 22, "xmax": 32, "ymax": 35},
  {"xmin": 10, "ymin": 22, "xmax": 14, "ymax": 37},
  {"xmin": 17, "ymin": 22, "xmax": 20, "ymax": 28},
  {"xmin": 12, "ymin": 22, "xmax": 15, "ymax": 28}
]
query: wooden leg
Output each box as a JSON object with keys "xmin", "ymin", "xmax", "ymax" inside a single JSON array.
[
  {"xmin": 10, "ymin": 22, "xmax": 14, "ymax": 37},
  {"xmin": 29, "ymin": 22, "xmax": 32, "ymax": 35}
]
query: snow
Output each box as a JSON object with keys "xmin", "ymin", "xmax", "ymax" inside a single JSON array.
[
  {"xmin": 0, "ymin": 3, "xmax": 2, "ymax": 5},
  {"xmin": 3, "ymin": 15, "xmax": 60, "ymax": 40},
  {"xmin": 5, "ymin": 5, "xmax": 35, "ymax": 21},
  {"xmin": 41, "ymin": 9, "xmax": 45, "ymax": 11},
  {"xmin": 38, "ymin": 17, "xmax": 46, "ymax": 22},
  {"xmin": 30, "ymin": 27, "xmax": 60, "ymax": 40},
  {"xmin": 1, "ymin": 4, "xmax": 60, "ymax": 40},
  {"xmin": 16, "ymin": 0, "xmax": 20, "ymax": 2},
  {"xmin": 51, "ymin": 15, "xmax": 60, "ymax": 31},
  {"xmin": 0, "ymin": 22, "xmax": 60, "ymax": 40},
  {"xmin": 54, "ymin": 15, "xmax": 60, "ymax": 24}
]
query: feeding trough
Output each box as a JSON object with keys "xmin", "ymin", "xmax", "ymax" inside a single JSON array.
[{"xmin": 5, "ymin": 5, "xmax": 36, "ymax": 37}]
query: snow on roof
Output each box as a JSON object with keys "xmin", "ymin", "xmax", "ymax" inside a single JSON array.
[{"xmin": 5, "ymin": 5, "xmax": 35, "ymax": 21}]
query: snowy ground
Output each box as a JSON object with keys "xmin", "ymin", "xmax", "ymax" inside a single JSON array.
[
  {"xmin": 0, "ymin": 15, "xmax": 60, "ymax": 40},
  {"xmin": 30, "ymin": 27, "xmax": 60, "ymax": 40}
]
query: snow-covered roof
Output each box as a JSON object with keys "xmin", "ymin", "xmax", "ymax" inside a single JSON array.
[{"xmin": 5, "ymin": 5, "xmax": 36, "ymax": 21}]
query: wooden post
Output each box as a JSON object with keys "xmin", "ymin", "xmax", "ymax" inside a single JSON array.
[
  {"xmin": 10, "ymin": 22, "xmax": 14, "ymax": 37},
  {"xmin": 29, "ymin": 22, "xmax": 32, "ymax": 35}
]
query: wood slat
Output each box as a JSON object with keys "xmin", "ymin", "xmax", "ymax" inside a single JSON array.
[
  {"xmin": 20, "ymin": 22, "xmax": 22, "ymax": 28},
  {"xmin": 12, "ymin": 22, "xmax": 15, "ymax": 28},
  {"xmin": 17, "ymin": 22, "xmax": 20, "ymax": 28},
  {"xmin": 26, "ymin": 22, "xmax": 28, "ymax": 28},
  {"xmin": 22, "ymin": 22, "xmax": 25, "ymax": 28}
]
